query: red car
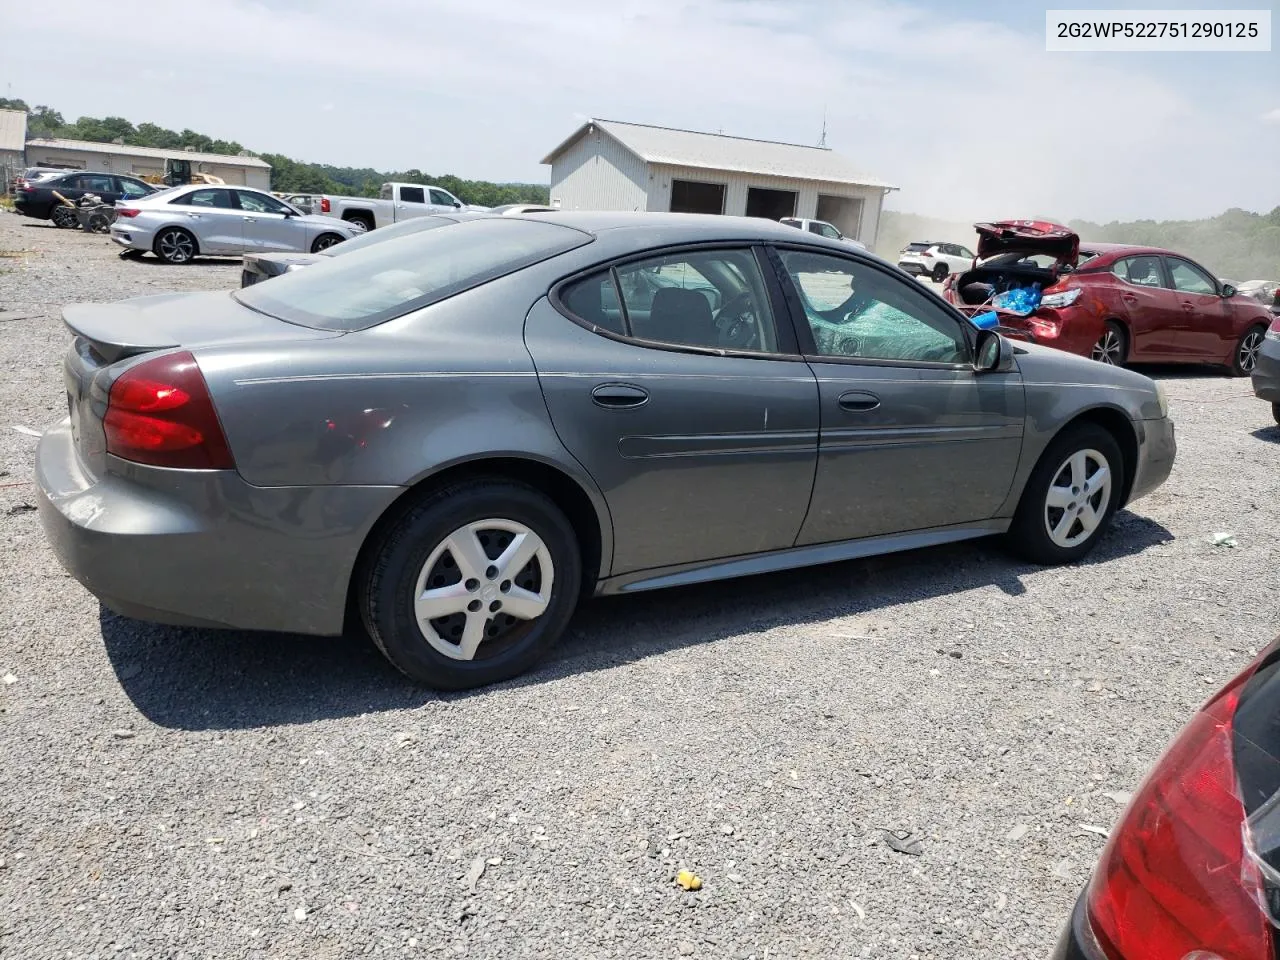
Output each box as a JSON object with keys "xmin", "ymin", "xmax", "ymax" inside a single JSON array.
[{"xmin": 943, "ymin": 220, "xmax": 1273, "ymax": 375}]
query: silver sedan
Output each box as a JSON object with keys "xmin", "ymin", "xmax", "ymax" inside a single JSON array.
[{"xmin": 110, "ymin": 185, "xmax": 361, "ymax": 264}]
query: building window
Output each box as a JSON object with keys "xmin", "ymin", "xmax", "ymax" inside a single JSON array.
[{"xmin": 669, "ymin": 180, "xmax": 726, "ymax": 215}]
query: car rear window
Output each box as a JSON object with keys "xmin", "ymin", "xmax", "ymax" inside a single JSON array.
[
  {"xmin": 326, "ymin": 215, "xmax": 456, "ymax": 257},
  {"xmin": 233, "ymin": 217, "xmax": 592, "ymax": 332},
  {"xmin": 906, "ymin": 242, "xmax": 932, "ymax": 252}
]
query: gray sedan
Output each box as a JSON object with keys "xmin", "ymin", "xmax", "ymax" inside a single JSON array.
[
  {"xmin": 36, "ymin": 213, "xmax": 1176, "ymax": 689},
  {"xmin": 110, "ymin": 185, "xmax": 360, "ymax": 263}
]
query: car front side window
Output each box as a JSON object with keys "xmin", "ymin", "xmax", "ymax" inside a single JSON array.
[
  {"xmin": 778, "ymin": 249, "xmax": 968, "ymax": 364},
  {"xmin": 237, "ymin": 191, "xmax": 290, "ymax": 215},
  {"xmin": 1167, "ymin": 258, "xmax": 1217, "ymax": 296}
]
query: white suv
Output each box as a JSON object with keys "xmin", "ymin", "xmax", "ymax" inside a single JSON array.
[{"xmin": 897, "ymin": 241, "xmax": 975, "ymax": 282}]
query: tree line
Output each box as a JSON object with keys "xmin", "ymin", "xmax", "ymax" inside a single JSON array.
[{"xmin": 0, "ymin": 98, "xmax": 549, "ymax": 207}]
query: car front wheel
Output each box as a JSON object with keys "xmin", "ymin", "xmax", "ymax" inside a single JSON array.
[
  {"xmin": 1232, "ymin": 325, "xmax": 1266, "ymax": 376},
  {"xmin": 359, "ymin": 479, "xmax": 582, "ymax": 689},
  {"xmin": 1006, "ymin": 423, "xmax": 1123, "ymax": 564},
  {"xmin": 311, "ymin": 233, "xmax": 344, "ymax": 253}
]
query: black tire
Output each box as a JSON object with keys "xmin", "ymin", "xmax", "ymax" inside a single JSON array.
[
  {"xmin": 1090, "ymin": 320, "xmax": 1129, "ymax": 366},
  {"xmin": 359, "ymin": 479, "xmax": 582, "ymax": 690},
  {"xmin": 310, "ymin": 233, "xmax": 344, "ymax": 253},
  {"xmin": 344, "ymin": 213, "xmax": 374, "ymax": 234},
  {"xmin": 153, "ymin": 227, "xmax": 197, "ymax": 264},
  {"xmin": 50, "ymin": 206, "xmax": 76, "ymax": 229},
  {"xmin": 87, "ymin": 212, "xmax": 112, "ymax": 234},
  {"xmin": 1272, "ymin": 402, "xmax": 1280, "ymax": 426},
  {"xmin": 1231, "ymin": 324, "xmax": 1266, "ymax": 377},
  {"xmin": 931, "ymin": 263, "xmax": 948, "ymax": 283},
  {"xmin": 1006, "ymin": 423, "xmax": 1124, "ymax": 565}
]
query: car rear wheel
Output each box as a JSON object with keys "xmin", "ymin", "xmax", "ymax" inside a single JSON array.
[
  {"xmin": 931, "ymin": 263, "xmax": 948, "ymax": 283},
  {"xmin": 1006, "ymin": 423, "xmax": 1123, "ymax": 565},
  {"xmin": 310, "ymin": 233, "xmax": 344, "ymax": 253},
  {"xmin": 344, "ymin": 214, "xmax": 373, "ymax": 234},
  {"xmin": 1232, "ymin": 325, "xmax": 1266, "ymax": 376},
  {"xmin": 1273, "ymin": 402, "xmax": 1280, "ymax": 426},
  {"xmin": 154, "ymin": 227, "xmax": 197, "ymax": 264},
  {"xmin": 1090, "ymin": 321, "xmax": 1128, "ymax": 366},
  {"xmin": 359, "ymin": 480, "xmax": 581, "ymax": 690},
  {"xmin": 50, "ymin": 206, "xmax": 77, "ymax": 229}
]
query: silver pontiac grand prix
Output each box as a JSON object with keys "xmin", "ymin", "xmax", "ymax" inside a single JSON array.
[{"xmin": 36, "ymin": 213, "xmax": 1175, "ymax": 689}]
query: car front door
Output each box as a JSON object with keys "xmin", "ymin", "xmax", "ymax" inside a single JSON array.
[
  {"xmin": 771, "ymin": 247, "xmax": 1025, "ymax": 545},
  {"xmin": 525, "ymin": 246, "xmax": 820, "ymax": 576},
  {"xmin": 170, "ymin": 187, "xmax": 243, "ymax": 253},
  {"xmin": 236, "ymin": 190, "xmax": 304, "ymax": 253},
  {"xmin": 1166, "ymin": 256, "xmax": 1232, "ymax": 361},
  {"xmin": 1109, "ymin": 254, "xmax": 1184, "ymax": 358},
  {"xmin": 116, "ymin": 177, "xmax": 154, "ymax": 204}
]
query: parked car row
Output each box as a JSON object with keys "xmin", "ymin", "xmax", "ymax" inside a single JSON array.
[
  {"xmin": 14, "ymin": 169, "xmax": 159, "ymax": 227},
  {"xmin": 313, "ymin": 181, "xmax": 486, "ymax": 233}
]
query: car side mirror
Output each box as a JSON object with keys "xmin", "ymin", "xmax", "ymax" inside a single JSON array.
[
  {"xmin": 1221, "ymin": 283, "xmax": 1236, "ymax": 298},
  {"xmin": 974, "ymin": 329, "xmax": 1014, "ymax": 373}
]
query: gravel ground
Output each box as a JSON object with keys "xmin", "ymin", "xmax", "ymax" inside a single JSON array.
[{"xmin": 1, "ymin": 212, "xmax": 1278, "ymax": 960}]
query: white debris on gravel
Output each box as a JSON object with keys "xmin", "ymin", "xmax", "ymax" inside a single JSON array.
[{"xmin": 0, "ymin": 211, "xmax": 1278, "ymax": 958}]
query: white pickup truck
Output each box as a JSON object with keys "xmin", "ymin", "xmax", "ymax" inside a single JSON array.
[{"xmin": 314, "ymin": 182, "xmax": 485, "ymax": 232}]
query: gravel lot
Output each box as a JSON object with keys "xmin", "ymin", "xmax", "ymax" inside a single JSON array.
[{"xmin": 1, "ymin": 212, "xmax": 1278, "ymax": 960}]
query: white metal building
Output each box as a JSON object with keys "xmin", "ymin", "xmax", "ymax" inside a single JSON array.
[
  {"xmin": 542, "ymin": 119, "xmax": 897, "ymax": 247},
  {"xmin": 23, "ymin": 139, "xmax": 271, "ymax": 188},
  {"xmin": 0, "ymin": 109, "xmax": 27, "ymax": 184}
]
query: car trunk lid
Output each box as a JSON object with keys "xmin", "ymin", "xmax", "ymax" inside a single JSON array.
[{"xmin": 974, "ymin": 220, "xmax": 1080, "ymax": 266}]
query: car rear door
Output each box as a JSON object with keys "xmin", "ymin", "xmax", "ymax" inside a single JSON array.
[
  {"xmin": 236, "ymin": 190, "xmax": 305, "ymax": 253},
  {"xmin": 770, "ymin": 246, "xmax": 1024, "ymax": 544},
  {"xmin": 1108, "ymin": 254, "xmax": 1184, "ymax": 358},
  {"xmin": 393, "ymin": 185, "xmax": 432, "ymax": 222},
  {"xmin": 1166, "ymin": 256, "xmax": 1233, "ymax": 361},
  {"xmin": 170, "ymin": 188, "xmax": 243, "ymax": 253},
  {"xmin": 525, "ymin": 246, "xmax": 820, "ymax": 577}
]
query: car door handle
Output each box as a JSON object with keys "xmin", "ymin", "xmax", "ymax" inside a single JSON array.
[
  {"xmin": 186, "ymin": 213, "xmax": 202, "ymax": 219},
  {"xmin": 1121, "ymin": 293, "xmax": 1138, "ymax": 303},
  {"xmin": 1181, "ymin": 302, "xmax": 1196, "ymax": 311},
  {"xmin": 591, "ymin": 383, "xmax": 649, "ymax": 409},
  {"xmin": 837, "ymin": 390, "xmax": 881, "ymax": 412},
  {"xmin": 243, "ymin": 216, "xmax": 257, "ymax": 222}
]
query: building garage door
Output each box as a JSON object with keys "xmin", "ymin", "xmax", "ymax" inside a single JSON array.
[
  {"xmin": 816, "ymin": 195, "xmax": 864, "ymax": 241},
  {"xmin": 745, "ymin": 187, "xmax": 796, "ymax": 220},
  {"xmin": 670, "ymin": 179, "xmax": 726, "ymax": 215}
]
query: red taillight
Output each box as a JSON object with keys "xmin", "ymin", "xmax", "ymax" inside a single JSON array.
[
  {"xmin": 1087, "ymin": 677, "xmax": 1271, "ymax": 960},
  {"xmin": 921, "ymin": 250, "xmax": 934, "ymax": 258},
  {"xmin": 320, "ymin": 197, "xmax": 330, "ymax": 213},
  {"xmin": 21, "ymin": 184, "xmax": 37, "ymax": 193},
  {"xmin": 104, "ymin": 351, "xmax": 234, "ymax": 469},
  {"xmin": 115, "ymin": 208, "xmax": 140, "ymax": 218}
]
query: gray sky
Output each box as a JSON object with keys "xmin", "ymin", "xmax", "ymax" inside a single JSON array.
[{"xmin": 4, "ymin": 0, "xmax": 1277, "ymax": 221}]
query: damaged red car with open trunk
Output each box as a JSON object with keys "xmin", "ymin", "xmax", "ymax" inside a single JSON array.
[{"xmin": 943, "ymin": 220, "xmax": 1272, "ymax": 375}]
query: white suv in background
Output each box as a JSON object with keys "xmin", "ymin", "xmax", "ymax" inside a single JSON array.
[
  {"xmin": 780, "ymin": 217, "xmax": 867, "ymax": 250},
  {"xmin": 897, "ymin": 241, "xmax": 975, "ymax": 282}
]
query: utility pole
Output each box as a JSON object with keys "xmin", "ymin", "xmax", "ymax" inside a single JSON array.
[{"xmin": 818, "ymin": 107, "xmax": 828, "ymax": 148}]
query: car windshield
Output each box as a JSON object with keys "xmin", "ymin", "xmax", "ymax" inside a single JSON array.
[
  {"xmin": 324, "ymin": 215, "xmax": 458, "ymax": 257},
  {"xmin": 234, "ymin": 217, "xmax": 592, "ymax": 331}
]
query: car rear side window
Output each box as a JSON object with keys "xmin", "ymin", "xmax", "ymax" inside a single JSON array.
[
  {"xmin": 1113, "ymin": 255, "xmax": 1165, "ymax": 288},
  {"xmin": 174, "ymin": 188, "xmax": 235, "ymax": 209},
  {"xmin": 234, "ymin": 217, "xmax": 591, "ymax": 332},
  {"xmin": 399, "ymin": 186, "xmax": 426, "ymax": 204},
  {"xmin": 561, "ymin": 250, "xmax": 778, "ymax": 353}
]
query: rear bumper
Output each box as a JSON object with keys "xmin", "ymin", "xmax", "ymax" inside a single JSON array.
[
  {"xmin": 109, "ymin": 224, "xmax": 156, "ymax": 252},
  {"xmin": 13, "ymin": 199, "xmax": 49, "ymax": 218},
  {"xmin": 898, "ymin": 258, "xmax": 927, "ymax": 275},
  {"xmin": 1128, "ymin": 415, "xmax": 1176, "ymax": 505},
  {"xmin": 35, "ymin": 417, "xmax": 400, "ymax": 635},
  {"xmin": 1251, "ymin": 337, "xmax": 1280, "ymax": 402},
  {"xmin": 1050, "ymin": 893, "xmax": 1105, "ymax": 960}
]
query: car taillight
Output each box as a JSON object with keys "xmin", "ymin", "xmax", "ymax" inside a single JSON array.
[
  {"xmin": 104, "ymin": 351, "xmax": 234, "ymax": 469},
  {"xmin": 320, "ymin": 197, "xmax": 330, "ymax": 213},
  {"xmin": 1266, "ymin": 318, "xmax": 1280, "ymax": 342},
  {"xmin": 1087, "ymin": 674, "xmax": 1272, "ymax": 960},
  {"xmin": 921, "ymin": 250, "xmax": 934, "ymax": 258},
  {"xmin": 21, "ymin": 183, "xmax": 37, "ymax": 193},
  {"xmin": 115, "ymin": 208, "xmax": 140, "ymax": 218}
]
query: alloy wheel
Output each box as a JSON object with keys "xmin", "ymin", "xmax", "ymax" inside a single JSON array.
[
  {"xmin": 51, "ymin": 206, "xmax": 76, "ymax": 229},
  {"xmin": 412, "ymin": 519, "xmax": 553, "ymax": 661},
  {"xmin": 1238, "ymin": 331, "xmax": 1263, "ymax": 373},
  {"xmin": 1091, "ymin": 329, "xmax": 1123, "ymax": 365},
  {"xmin": 158, "ymin": 230, "xmax": 194, "ymax": 263},
  {"xmin": 1044, "ymin": 449, "xmax": 1113, "ymax": 549},
  {"xmin": 313, "ymin": 234, "xmax": 342, "ymax": 251}
]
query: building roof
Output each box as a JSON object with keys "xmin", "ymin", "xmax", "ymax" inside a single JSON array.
[
  {"xmin": 0, "ymin": 109, "xmax": 27, "ymax": 154},
  {"xmin": 542, "ymin": 119, "xmax": 896, "ymax": 190},
  {"xmin": 24, "ymin": 138, "xmax": 271, "ymax": 169}
]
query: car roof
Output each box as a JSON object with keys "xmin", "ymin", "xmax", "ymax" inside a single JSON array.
[
  {"xmin": 517, "ymin": 211, "xmax": 855, "ymax": 245},
  {"xmin": 1079, "ymin": 242, "xmax": 1177, "ymax": 257}
]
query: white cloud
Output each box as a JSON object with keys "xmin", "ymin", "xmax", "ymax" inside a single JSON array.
[
  {"xmin": 1262, "ymin": 107, "xmax": 1280, "ymax": 123},
  {"xmin": 2, "ymin": 0, "xmax": 1273, "ymax": 221}
]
